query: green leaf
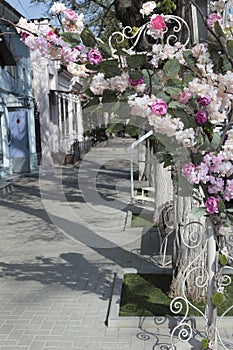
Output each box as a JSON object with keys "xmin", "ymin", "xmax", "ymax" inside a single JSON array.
[
  {"xmin": 226, "ymin": 208, "xmax": 233, "ymax": 213},
  {"xmin": 197, "ymin": 135, "xmax": 210, "ymax": 151},
  {"xmin": 126, "ymin": 54, "xmax": 147, "ymax": 69},
  {"xmin": 142, "ymin": 69, "xmax": 159, "ymax": 86},
  {"xmin": 80, "ymin": 27, "xmax": 96, "ymax": 47},
  {"xmin": 129, "ymin": 70, "xmax": 143, "ymax": 81},
  {"xmin": 82, "ymin": 96, "xmax": 100, "ymax": 109},
  {"xmin": 97, "ymin": 40, "xmax": 112, "ymax": 58},
  {"xmin": 210, "ymin": 292, "xmax": 225, "ymax": 306},
  {"xmin": 165, "ymin": 79, "xmax": 183, "ymax": 88},
  {"xmin": 218, "ymin": 199, "xmax": 226, "ymax": 213},
  {"xmin": 115, "ymin": 49, "xmax": 130, "ymax": 56},
  {"xmin": 183, "ymin": 73, "xmax": 194, "ymax": 86},
  {"xmin": 227, "ymin": 213, "xmax": 233, "ymax": 224},
  {"xmin": 188, "ymin": 207, "xmax": 206, "ymax": 219},
  {"xmin": 163, "ymin": 59, "xmax": 180, "ymax": 77},
  {"xmin": 164, "ymin": 86, "xmax": 182, "ymax": 95},
  {"xmin": 201, "ymin": 339, "xmax": 209, "ymax": 349},
  {"xmin": 99, "ymin": 60, "xmax": 121, "ymax": 78},
  {"xmin": 214, "ymin": 21, "xmax": 225, "ymax": 37},
  {"xmin": 168, "ymin": 101, "xmax": 184, "ymax": 109},
  {"xmin": 156, "ymin": 92, "xmax": 170, "ymax": 103},
  {"xmin": 102, "ymin": 89, "xmax": 118, "ymax": 103},
  {"xmin": 86, "ymin": 63, "xmax": 101, "ymax": 72},
  {"xmin": 177, "ymin": 176, "xmax": 194, "ymax": 197},
  {"xmin": 84, "ymin": 88, "xmax": 95, "ymax": 98},
  {"xmin": 125, "ymin": 124, "xmax": 140, "ymax": 137},
  {"xmin": 227, "ymin": 40, "xmax": 233, "ymax": 58},
  {"xmin": 60, "ymin": 32, "xmax": 81, "ymax": 47},
  {"xmin": 209, "ymin": 132, "xmax": 221, "ymax": 151},
  {"xmin": 87, "ymin": 59, "xmax": 121, "ymax": 78},
  {"xmin": 173, "ymin": 110, "xmax": 190, "ymax": 128},
  {"xmin": 219, "ymin": 254, "xmax": 228, "ymax": 266},
  {"xmin": 183, "ymin": 50, "xmax": 196, "ymax": 65},
  {"xmin": 109, "ymin": 122, "xmax": 125, "ymax": 133}
]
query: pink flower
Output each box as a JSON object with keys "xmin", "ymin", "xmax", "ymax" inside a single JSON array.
[
  {"xmin": 88, "ymin": 49, "xmax": 103, "ymax": 65},
  {"xmin": 182, "ymin": 163, "xmax": 196, "ymax": 177},
  {"xmin": 197, "ymin": 95, "xmax": 211, "ymax": 106},
  {"xmin": 151, "ymin": 15, "xmax": 166, "ymax": 31},
  {"xmin": 205, "ymin": 197, "xmax": 220, "ymax": 214},
  {"xmin": 179, "ymin": 91, "xmax": 192, "ymax": 104},
  {"xmin": 208, "ymin": 176, "xmax": 225, "ymax": 194},
  {"xmin": 195, "ymin": 110, "xmax": 208, "ymax": 125},
  {"xmin": 129, "ymin": 77, "xmax": 145, "ymax": 86},
  {"xmin": 21, "ymin": 32, "xmax": 30, "ymax": 43},
  {"xmin": 150, "ymin": 98, "xmax": 168, "ymax": 115},
  {"xmin": 46, "ymin": 30, "xmax": 58, "ymax": 41},
  {"xmin": 224, "ymin": 179, "xmax": 233, "ymax": 201},
  {"xmin": 64, "ymin": 9, "xmax": 79, "ymax": 21},
  {"xmin": 207, "ymin": 13, "xmax": 223, "ymax": 28}
]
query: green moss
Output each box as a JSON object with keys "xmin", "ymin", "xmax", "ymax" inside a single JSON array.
[
  {"xmin": 131, "ymin": 214, "xmax": 154, "ymax": 228},
  {"xmin": 201, "ymin": 338, "xmax": 209, "ymax": 349},
  {"xmin": 119, "ymin": 274, "xmax": 233, "ymax": 317}
]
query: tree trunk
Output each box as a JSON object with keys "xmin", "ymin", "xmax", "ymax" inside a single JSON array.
[
  {"xmin": 169, "ymin": 194, "xmax": 207, "ymax": 302},
  {"xmin": 153, "ymin": 161, "xmax": 173, "ymax": 224},
  {"xmin": 114, "ymin": 0, "xmax": 144, "ymax": 27}
]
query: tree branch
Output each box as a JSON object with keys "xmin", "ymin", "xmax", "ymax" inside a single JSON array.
[
  {"xmin": 97, "ymin": 0, "xmax": 115, "ymax": 37},
  {"xmin": 190, "ymin": 0, "xmax": 233, "ymax": 69}
]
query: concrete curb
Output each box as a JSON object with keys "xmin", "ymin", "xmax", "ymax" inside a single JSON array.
[{"xmin": 107, "ymin": 268, "xmax": 233, "ymax": 331}]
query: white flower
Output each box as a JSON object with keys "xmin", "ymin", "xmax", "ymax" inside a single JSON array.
[
  {"xmin": 128, "ymin": 94, "xmax": 152, "ymax": 117},
  {"xmin": 108, "ymin": 73, "xmax": 129, "ymax": 92},
  {"xmin": 133, "ymin": 84, "xmax": 146, "ymax": 94},
  {"xmin": 90, "ymin": 73, "xmax": 109, "ymax": 95},
  {"xmin": 217, "ymin": 161, "xmax": 233, "ymax": 177},
  {"xmin": 50, "ymin": 2, "xmax": 66, "ymax": 15},
  {"xmin": 175, "ymin": 128, "xmax": 196, "ymax": 148},
  {"xmin": 222, "ymin": 133, "xmax": 233, "ymax": 160},
  {"xmin": 140, "ymin": 1, "xmax": 156, "ymax": 17},
  {"xmin": 17, "ymin": 17, "xmax": 38, "ymax": 34},
  {"xmin": 148, "ymin": 115, "xmax": 184, "ymax": 137},
  {"xmin": 67, "ymin": 63, "xmax": 89, "ymax": 78}
]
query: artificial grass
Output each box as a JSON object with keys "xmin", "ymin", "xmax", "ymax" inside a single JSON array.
[
  {"xmin": 131, "ymin": 213, "xmax": 154, "ymax": 228},
  {"xmin": 119, "ymin": 274, "xmax": 233, "ymax": 317}
]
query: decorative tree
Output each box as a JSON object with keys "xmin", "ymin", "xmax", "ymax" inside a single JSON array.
[{"xmin": 7, "ymin": 1, "xmax": 233, "ymax": 348}]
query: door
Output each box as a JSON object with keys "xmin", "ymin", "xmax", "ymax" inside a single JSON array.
[{"xmin": 8, "ymin": 110, "xmax": 30, "ymax": 173}]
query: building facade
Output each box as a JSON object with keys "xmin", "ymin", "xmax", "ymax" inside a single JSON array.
[
  {"xmin": 30, "ymin": 21, "xmax": 85, "ymax": 166},
  {"xmin": 0, "ymin": 1, "xmax": 37, "ymax": 178}
]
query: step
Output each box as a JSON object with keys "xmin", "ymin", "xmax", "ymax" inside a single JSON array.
[
  {"xmin": 141, "ymin": 187, "xmax": 155, "ymax": 196},
  {"xmin": 133, "ymin": 195, "xmax": 155, "ymax": 203},
  {"xmin": 0, "ymin": 182, "xmax": 14, "ymax": 195}
]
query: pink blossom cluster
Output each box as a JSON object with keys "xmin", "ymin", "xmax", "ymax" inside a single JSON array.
[
  {"xmin": 207, "ymin": 13, "xmax": 223, "ymax": 28},
  {"xmin": 90, "ymin": 72, "xmax": 130, "ymax": 95},
  {"xmin": 182, "ymin": 151, "xmax": 233, "ymax": 213},
  {"xmin": 180, "ymin": 70, "xmax": 233, "ymax": 126},
  {"xmin": 21, "ymin": 29, "xmax": 87, "ymax": 64},
  {"xmin": 151, "ymin": 42, "xmax": 185, "ymax": 68},
  {"xmin": 16, "ymin": 5, "xmax": 102, "ymax": 66},
  {"xmin": 147, "ymin": 14, "xmax": 167, "ymax": 39},
  {"xmin": 50, "ymin": 3, "xmax": 84, "ymax": 34}
]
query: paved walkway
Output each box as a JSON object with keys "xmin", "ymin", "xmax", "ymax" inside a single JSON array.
[{"xmin": 0, "ymin": 138, "xmax": 233, "ymax": 350}]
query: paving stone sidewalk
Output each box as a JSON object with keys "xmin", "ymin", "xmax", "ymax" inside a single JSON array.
[{"xmin": 0, "ymin": 138, "xmax": 232, "ymax": 350}]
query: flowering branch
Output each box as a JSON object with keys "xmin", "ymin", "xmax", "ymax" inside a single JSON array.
[{"xmin": 190, "ymin": 0, "xmax": 233, "ymax": 69}]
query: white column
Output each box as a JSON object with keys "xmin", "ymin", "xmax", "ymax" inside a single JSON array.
[{"xmin": 77, "ymin": 97, "xmax": 84, "ymax": 142}]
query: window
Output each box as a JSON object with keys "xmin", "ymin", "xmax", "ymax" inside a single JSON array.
[
  {"xmin": 65, "ymin": 99, "xmax": 69, "ymax": 135},
  {"xmin": 60, "ymin": 98, "xmax": 65, "ymax": 135}
]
